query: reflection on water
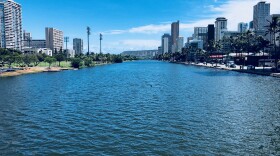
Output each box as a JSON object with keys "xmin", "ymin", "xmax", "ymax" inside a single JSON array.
[{"xmin": 0, "ymin": 61, "xmax": 280, "ymax": 155}]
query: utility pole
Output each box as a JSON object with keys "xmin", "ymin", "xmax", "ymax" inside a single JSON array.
[
  {"xmin": 87, "ymin": 27, "xmax": 91, "ymax": 55},
  {"xmin": 100, "ymin": 33, "xmax": 103, "ymax": 54}
]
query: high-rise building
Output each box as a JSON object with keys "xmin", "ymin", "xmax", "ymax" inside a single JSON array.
[
  {"xmin": 161, "ymin": 33, "xmax": 171, "ymax": 54},
  {"xmin": 45, "ymin": 27, "xmax": 63, "ymax": 52},
  {"xmin": 73, "ymin": 38, "xmax": 83, "ymax": 55},
  {"xmin": 215, "ymin": 17, "xmax": 227, "ymax": 41},
  {"xmin": 23, "ymin": 30, "xmax": 31, "ymax": 41},
  {"xmin": 157, "ymin": 46, "xmax": 162, "ymax": 55},
  {"xmin": 207, "ymin": 24, "xmax": 215, "ymax": 45},
  {"xmin": 0, "ymin": 0, "xmax": 22, "ymax": 50},
  {"xmin": 193, "ymin": 27, "xmax": 208, "ymax": 49},
  {"xmin": 171, "ymin": 21, "xmax": 179, "ymax": 46},
  {"xmin": 193, "ymin": 27, "xmax": 208, "ymax": 40},
  {"xmin": 176, "ymin": 37, "xmax": 184, "ymax": 53},
  {"xmin": 253, "ymin": 2, "xmax": 270, "ymax": 32},
  {"xmin": 22, "ymin": 30, "xmax": 32, "ymax": 48},
  {"xmin": 249, "ymin": 21, "xmax": 254, "ymax": 30},
  {"xmin": 238, "ymin": 22, "xmax": 248, "ymax": 33}
]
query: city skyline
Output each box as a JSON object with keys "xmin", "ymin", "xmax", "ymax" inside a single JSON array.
[{"xmin": 15, "ymin": 0, "xmax": 280, "ymax": 53}]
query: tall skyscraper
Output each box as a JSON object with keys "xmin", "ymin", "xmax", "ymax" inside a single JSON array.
[
  {"xmin": 73, "ymin": 38, "xmax": 83, "ymax": 55},
  {"xmin": 161, "ymin": 33, "xmax": 171, "ymax": 54},
  {"xmin": 171, "ymin": 20, "xmax": 179, "ymax": 46},
  {"xmin": 215, "ymin": 17, "xmax": 227, "ymax": 41},
  {"xmin": 207, "ymin": 24, "xmax": 215, "ymax": 44},
  {"xmin": 238, "ymin": 22, "xmax": 248, "ymax": 33},
  {"xmin": 45, "ymin": 27, "xmax": 63, "ymax": 52},
  {"xmin": 0, "ymin": 0, "xmax": 22, "ymax": 50},
  {"xmin": 176, "ymin": 37, "xmax": 184, "ymax": 53},
  {"xmin": 253, "ymin": 2, "xmax": 270, "ymax": 32}
]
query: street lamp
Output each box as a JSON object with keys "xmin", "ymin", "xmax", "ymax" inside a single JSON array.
[
  {"xmin": 87, "ymin": 27, "xmax": 91, "ymax": 55},
  {"xmin": 100, "ymin": 33, "xmax": 103, "ymax": 54}
]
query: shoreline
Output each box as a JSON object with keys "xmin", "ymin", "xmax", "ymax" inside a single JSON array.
[
  {"xmin": 174, "ymin": 62, "xmax": 280, "ymax": 78},
  {"xmin": 0, "ymin": 62, "xmax": 111, "ymax": 78},
  {"xmin": 0, "ymin": 67, "xmax": 73, "ymax": 78}
]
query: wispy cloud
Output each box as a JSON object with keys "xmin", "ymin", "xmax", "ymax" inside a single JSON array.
[
  {"xmin": 104, "ymin": 0, "xmax": 280, "ymax": 36},
  {"xmin": 98, "ymin": 0, "xmax": 280, "ymax": 53},
  {"xmin": 104, "ymin": 24, "xmax": 170, "ymax": 35},
  {"xmin": 119, "ymin": 39, "xmax": 160, "ymax": 48}
]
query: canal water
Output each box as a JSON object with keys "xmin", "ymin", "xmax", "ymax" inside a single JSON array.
[{"xmin": 0, "ymin": 61, "xmax": 280, "ymax": 155}]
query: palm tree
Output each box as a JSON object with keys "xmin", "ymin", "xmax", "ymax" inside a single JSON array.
[
  {"xmin": 87, "ymin": 27, "xmax": 91, "ymax": 56},
  {"xmin": 256, "ymin": 36, "xmax": 270, "ymax": 71},
  {"xmin": 265, "ymin": 17, "xmax": 279, "ymax": 69}
]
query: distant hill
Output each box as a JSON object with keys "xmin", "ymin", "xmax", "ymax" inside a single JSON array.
[{"xmin": 121, "ymin": 50, "xmax": 158, "ymax": 59}]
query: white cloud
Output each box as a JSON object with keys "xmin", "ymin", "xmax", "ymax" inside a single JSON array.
[
  {"xmin": 128, "ymin": 24, "xmax": 170, "ymax": 34},
  {"xmin": 119, "ymin": 39, "xmax": 160, "ymax": 48},
  {"xmin": 103, "ymin": 30, "xmax": 126, "ymax": 35},
  {"xmin": 203, "ymin": 0, "xmax": 280, "ymax": 30},
  {"xmin": 104, "ymin": 0, "xmax": 280, "ymax": 36},
  {"xmin": 98, "ymin": 0, "xmax": 280, "ymax": 53}
]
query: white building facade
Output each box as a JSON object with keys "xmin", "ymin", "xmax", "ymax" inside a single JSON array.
[
  {"xmin": 176, "ymin": 37, "xmax": 184, "ymax": 53},
  {"xmin": 161, "ymin": 33, "xmax": 171, "ymax": 54},
  {"xmin": 215, "ymin": 17, "xmax": 227, "ymax": 41},
  {"xmin": 45, "ymin": 27, "xmax": 63, "ymax": 52},
  {"xmin": 163, "ymin": 37, "xmax": 169, "ymax": 54},
  {"xmin": 0, "ymin": 0, "xmax": 22, "ymax": 50},
  {"xmin": 23, "ymin": 48, "xmax": 52, "ymax": 56}
]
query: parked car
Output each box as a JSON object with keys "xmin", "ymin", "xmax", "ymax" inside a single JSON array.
[{"xmin": 229, "ymin": 64, "xmax": 236, "ymax": 68}]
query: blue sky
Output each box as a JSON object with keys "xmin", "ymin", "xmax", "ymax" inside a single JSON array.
[{"xmin": 17, "ymin": 0, "xmax": 280, "ymax": 54}]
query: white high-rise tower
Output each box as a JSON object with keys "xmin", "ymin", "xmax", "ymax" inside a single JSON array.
[{"xmin": 0, "ymin": 0, "xmax": 22, "ymax": 50}]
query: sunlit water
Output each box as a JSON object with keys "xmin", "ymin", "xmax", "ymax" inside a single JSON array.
[{"xmin": 0, "ymin": 61, "xmax": 280, "ymax": 155}]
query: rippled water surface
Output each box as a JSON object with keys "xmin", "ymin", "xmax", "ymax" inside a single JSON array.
[{"xmin": 0, "ymin": 61, "xmax": 280, "ymax": 155}]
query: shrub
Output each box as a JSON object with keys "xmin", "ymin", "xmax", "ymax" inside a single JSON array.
[{"xmin": 71, "ymin": 58, "xmax": 83, "ymax": 68}]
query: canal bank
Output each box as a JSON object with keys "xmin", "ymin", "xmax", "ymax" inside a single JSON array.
[
  {"xmin": 175, "ymin": 62, "xmax": 280, "ymax": 78},
  {"xmin": 0, "ymin": 63, "xmax": 111, "ymax": 78}
]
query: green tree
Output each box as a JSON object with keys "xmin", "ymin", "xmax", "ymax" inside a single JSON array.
[
  {"xmin": 84, "ymin": 57, "xmax": 93, "ymax": 67},
  {"xmin": 23, "ymin": 54, "xmax": 33, "ymax": 67},
  {"xmin": 71, "ymin": 58, "xmax": 83, "ymax": 68},
  {"xmin": 113, "ymin": 55, "xmax": 123, "ymax": 63},
  {"xmin": 15, "ymin": 55, "xmax": 24, "ymax": 67},
  {"xmin": 31, "ymin": 55, "xmax": 40, "ymax": 66},
  {"xmin": 55, "ymin": 53, "xmax": 65, "ymax": 67},
  {"xmin": 37, "ymin": 54, "xmax": 45, "ymax": 62},
  {"xmin": 4, "ymin": 54, "xmax": 16, "ymax": 68},
  {"xmin": 44, "ymin": 57, "xmax": 56, "ymax": 68}
]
